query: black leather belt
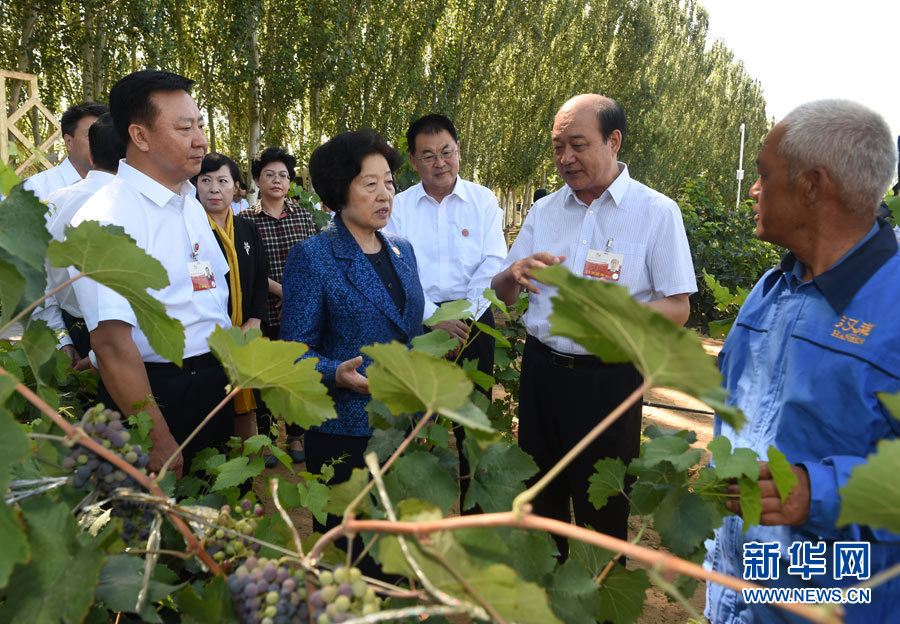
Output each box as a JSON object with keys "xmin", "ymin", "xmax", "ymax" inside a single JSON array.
[
  {"xmin": 526, "ymin": 335, "xmax": 607, "ymax": 369},
  {"xmin": 144, "ymin": 351, "xmax": 219, "ymax": 372}
]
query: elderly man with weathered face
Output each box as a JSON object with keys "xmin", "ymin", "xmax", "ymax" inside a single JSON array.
[
  {"xmin": 492, "ymin": 94, "xmax": 697, "ymax": 555},
  {"xmin": 705, "ymin": 100, "xmax": 900, "ymax": 623}
]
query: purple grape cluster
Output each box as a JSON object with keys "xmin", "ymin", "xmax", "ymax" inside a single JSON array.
[
  {"xmin": 202, "ymin": 499, "xmax": 265, "ymax": 573},
  {"xmin": 308, "ymin": 565, "xmax": 381, "ymax": 623},
  {"xmin": 227, "ymin": 557, "xmax": 310, "ymax": 624}
]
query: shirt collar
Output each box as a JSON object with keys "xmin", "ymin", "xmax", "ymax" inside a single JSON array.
[
  {"xmin": 763, "ymin": 218, "xmax": 898, "ymax": 314},
  {"xmin": 58, "ymin": 158, "xmax": 82, "ymax": 185},
  {"xmin": 564, "ymin": 162, "xmax": 631, "ymax": 208},
  {"xmin": 415, "ymin": 176, "xmax": 468, "ymax": 206},
  {"xmin": 84, "ymin": 170, "xmax": 116, "ymax": 184},
  {"xmin": 116, "ymin": 159, "xmax": 193, "ymax": 207}
]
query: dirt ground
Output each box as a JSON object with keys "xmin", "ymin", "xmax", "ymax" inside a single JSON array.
[{"xmin": 255, "ymin": 337, "xmax": 724, "ymax": 623}]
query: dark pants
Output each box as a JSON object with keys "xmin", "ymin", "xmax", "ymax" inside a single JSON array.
[
  {"xmin": 62, "ymin": 310, "xmax": 91, "ymax": 359},
  {"xmin": 97, "ymin": 352, "xmax": 235, "ymax": 471},
  {"xmin": 262, "ymin": 322, "xmax": 302, "ymax": 440},
  {"xmin": 518, "ymin": 335, "xmax": 642, "ymax": 558}
]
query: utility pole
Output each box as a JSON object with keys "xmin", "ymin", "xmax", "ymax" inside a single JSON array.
[{"xmin": 736, "ymin": 123, "xmax": 746, "ymax": 210}]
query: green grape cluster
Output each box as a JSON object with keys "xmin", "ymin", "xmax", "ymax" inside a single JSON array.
[
  {"xmin": 308, "ymin": 565, "xmax": 382, "ymax": 623},
  {"xmin": 227, "ymin": 557, "xmax": 309, "ymax": 624},
  {"xmin": 202, "ymin": 499, "xmax": 264, "ymax": 572}
]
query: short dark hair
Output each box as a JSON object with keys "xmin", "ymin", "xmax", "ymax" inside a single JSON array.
[
  {"xmin": 190, "ymin": 152, "xmax": 241, "ymax": 188},
  {"xmin": 597, "ymin": 98, "xmax": 627, "ymax": 145},
  {"xmin": 533, "ymin": 188, "xmax": 548, "ymax": 202},
  {"xmin": 60, "ymin": 101, "xmax": 108, "ymax": 137},
  {"xmin": 108, "ymin": 70, "xmax": 195, "ymax": 144},
  {"xmin": 309, "ymin": 130, "xmax": 401, "ymax": 213},
  {"xmin": 406, "ymin": 114, "xmax": 458, "ymax": 154},
  {"xmin": 251, "ymin": 147, "xmax": 296, "ymax": 182},
  {"xmin": 87, "ymin": 113, "xmax": 126, "ymax": 172}
]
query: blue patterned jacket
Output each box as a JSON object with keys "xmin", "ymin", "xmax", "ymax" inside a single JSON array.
[{"xmin": 280, "ymin": 215, "xmax": 425, "ymax": 436}]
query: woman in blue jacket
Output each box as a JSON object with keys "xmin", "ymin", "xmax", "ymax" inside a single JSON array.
[{"xmin": 280, "ymin": 129, "xmax": 424, "ymax": 494}]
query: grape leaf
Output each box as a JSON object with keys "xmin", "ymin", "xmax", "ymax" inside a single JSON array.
[
  {"xmin": 628, "ymin": 435, "xmax": 701, "ymax": 475},
  {"xmin": 483, "ymin": 287, "xmax": 508, "ymax": 317},
  {"xmin": 208, "ymin": 326, "xmax": 335, "ymax": 429},
  {"xmin": 538, "ymin": 264, "xmax": 723, "ymax": 396},
  {"xmin": 596, "ymin": 565, "xmax": 650, "ymax": 624},
  {"xmin": 366, "ymin": 426, "xmax": 405, "ymax": 463},
  {"xmin": 0, "ymin": 497, "xmax": 105, "ymax": 624},
  {"xmin": 0, "ymin": 183, "xmax": 50, "ymax": 272},
  {"xmin": 241, "ymin": 434, "xmax": 290, "ymax": 467},
  {"xmin": 0, "ymin": 259, "xmax": 26, "ymax": 327},
  {"xmin": 588, "ymin": 457, "xmax": 626, "ymax": 510},
  {"xmin": 838, "ymin": 438, "xmax": 900, "ymax": 532},
  {"xmin": 384, "ymin": 450, "xmax": 458, "ymax": 513},
  {"xmin": 653, "ymin": 486, "xmax": 713, "ymax": 556},
  {"xmin": 628, "ymin": 481, "xmax": 668, "ymax": 516},
  {"xmin": 549, "ymin": 559, "xmax": 600, "ymax": 624},
  {"xmin": 439, "ymin": 397, "xmax": 494, "ymax": 432},
  {"xmin": 738, "ymin": 476, "xmax": 762, "ymax": 531},
  {"xmin": 298, "ymin": 480, "xmax": 330, "ymax": 525},
  {"xmin": 425, "ymin": 299, "xmax": 473, "ymax": 325},
  {"xmin": 463, "ymin": 438, "xmax": 538, "ymax": 512},
  {"xmin": 766, "ymin": 445, "xmax": 798, "ymax": 504},
  {"xmin": 456, "ymin": 528, "xmax": 557, "ymax": 585},
  {"xmin": 0, "ymin": 164, "xmax": 19, "ymax": 196},
  {"xmin": 210, "ymin": 455, "xmax": 264, "ymax": 491},
  {"xmin": 175, "ymin": 576, "xmax": 238, "ymax": 624},
  {"xmin": 461, "ymin": 357, "xmax": 495, "ymax": 391},
  {"xmin": 708, "ymin": 436, "xmax": 759, "ymax": 480},
  {"xmin": 472, "ymin": 320, "xmax": 511, "ymax": 347},
  {"xmin": 324, "ymin": 467, "xmax": 373, "ymax": 517},
  {"xmin": 47, "ymin": 220, "xmax": 186, "ymax": 364},
  {"xmin": 94, "ymin": 554, "xmax": 184, "ymax": 622},
  {"xmin": 568, "ymin": 536, "xmax": 615, "ymax": 576},
  {"xmin": 20, "ymin": 320, "xmax": 57, "ymax": 384},
  {"xmin": 0, "ymin": 372, "xmax": 31, "ymax": 493},
  {"xmin": 411, "ymin": 329, "xmax": 457, "ymax": 357}
]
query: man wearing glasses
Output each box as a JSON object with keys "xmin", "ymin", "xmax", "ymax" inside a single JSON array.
[{"xmin": 385, "ymin": 114, "xmax": 507, "ymax": 506}]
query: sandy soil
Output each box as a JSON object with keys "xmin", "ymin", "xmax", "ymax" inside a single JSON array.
[{"xmin": 253, "ymin": 337, "xmax": 724, "ymax": 623}]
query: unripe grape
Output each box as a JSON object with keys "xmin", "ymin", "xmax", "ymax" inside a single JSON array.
[
  {"xmin": 321, "ymin": 585, "xmax": 337, "ymax": 602},
  {"xmin": 266, "ymin": 591, "xmax": 279, "ymax": 605},
  {"xmin": 351, "ymin": 580, "xmax": 367, "ymax": 598},
  {"xmin": 333, "ymin": 595, "xmax": 350, "ymax": 612},
  {"xmin": 319, "ymin": 570, "xmax": 334, "ymax": 586}
]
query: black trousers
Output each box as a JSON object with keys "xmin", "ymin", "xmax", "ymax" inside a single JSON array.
[
  {"xmin": 97, "ymin": 352, "xmax": 235, "ymax": 471},
  {"xmin": 62, "ymin": 310, "xmax": 91, "ymax": 359},
  {"xmin": 518, "ymin": 335, "xmax": 642, "ymax": 558}
]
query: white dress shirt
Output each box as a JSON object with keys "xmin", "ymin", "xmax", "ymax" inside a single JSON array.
[
  {"xmin": 69, "ymin": 160, "xmax": 231, "ymax": 362},
  {"xmin": 231, "ymin": 198, "xmax": 249, "ymax": 215},
  {"xmin": 385, "ymin": 177, "xmax": 507, "ymax": 321},
  {"xmin": 23, "ymin": 157, "xmax": 82, "ymax": 202},
  {"xmin": 502, "ymin": 163, "xmax": 696, "ymax": 355},
  {"xmin": 33, "ymin": 170, "xmax": 116, "ymax": 346}
]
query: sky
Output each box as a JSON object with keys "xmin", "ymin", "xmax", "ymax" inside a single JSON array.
[{"xmin": 700, "ymin": 0, "xmax": 900, "ymax": 140}]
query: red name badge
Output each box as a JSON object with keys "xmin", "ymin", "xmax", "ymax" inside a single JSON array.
[
  {"xmin": 188, "ymin": 260, "xmax": 217, "ymax": 291},
  {"xmin": 583, "ymin": 249, "xmax": 623, "ymax": 281}
]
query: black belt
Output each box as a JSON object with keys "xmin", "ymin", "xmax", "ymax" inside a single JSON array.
[
  {"xmin": 527, "ymin": 335, "xmax": 620, "ymax": 369},
  {"xmin": 144, "ymin": 351, "xmax": 219, "ymax": 372}
]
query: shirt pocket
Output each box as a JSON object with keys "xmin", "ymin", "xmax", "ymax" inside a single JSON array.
[{"xmin": 608, "ymin": 241, "xmax": 647, "ymax": 284}]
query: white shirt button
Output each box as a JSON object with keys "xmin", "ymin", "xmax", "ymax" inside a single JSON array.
[{"xmin": 582, "ymin": 240, "xmax": 587, "ymax": 244}]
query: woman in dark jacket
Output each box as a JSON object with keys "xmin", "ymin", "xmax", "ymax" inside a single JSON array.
[{"xmin": 193, "ymin": 153, "xmax": 269, "ymax": 446}]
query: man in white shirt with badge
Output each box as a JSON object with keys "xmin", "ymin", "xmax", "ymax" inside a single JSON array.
[
  {"xmin": 385, "ymin": 114, "xmax": 507, "ymax": 503},
  {"xmin": 492, "ymin": 94, "xmax": 696, "ymax": 555},
  {"xmin": 23, "ymin": 101, "xmax": 108, "ymax": 201},
  {"xmin": 70, "ymin": 70, "xmax": 232, "ymax": 478},
  {"xmin": 35, "ymin": 113, "xmax": 125, "ymax": 369}
]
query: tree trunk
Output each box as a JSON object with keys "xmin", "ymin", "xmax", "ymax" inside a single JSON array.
[
  {"xmin": 8, "ymin": 5, "xmax": 40, "ymax": 115},
  {"xmin": 93, "ymin": 17, "xmax": 106, "ymax": 100},
  {"xmin": 248, "ymin": 17, "xmax": 261, "ymax": 164},
  {"xmin": 207, "ymin": 105, "xmax": 217, "ymax": 153},
  {"xmin": 82, "ymin": 7, "xmax": 95, "ymax": 100}
]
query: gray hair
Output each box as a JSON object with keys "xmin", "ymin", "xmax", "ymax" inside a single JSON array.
[{"xmin": 778, "ymin": 99, "xmax": 896, "ymax": 214}]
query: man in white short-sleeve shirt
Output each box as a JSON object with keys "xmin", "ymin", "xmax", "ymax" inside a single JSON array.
[
  {"xmin": 70, "ymin": 70, "xmax": 232, "ymax": 478},
  {"xmin": 492, "ymin": 94, "xmax": 696, "ymax": 553},
  {"xmin": 23, "ymin": 101, "xmax": 108, "ymax": 201}
]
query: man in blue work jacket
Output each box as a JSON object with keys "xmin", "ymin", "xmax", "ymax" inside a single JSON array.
[{"xmin": 704, "ymin": 99, "xmax": 900, "ymax": 623}]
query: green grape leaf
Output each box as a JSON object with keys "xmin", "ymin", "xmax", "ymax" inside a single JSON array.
[
  {"xmin": 456, "ymin": 528, "xmax": 558, "ymax": 585},
  {"xmin": 472, "ymin": 320, "xmax": 511, "ymax": 347},
  {"xmin": 411, "ymin": 329, "xmax": 458, "ymax": 357},
  {"xmin": 366, "ymin": 426, "xmax": 405, "ymax": 463},
  {"xmin": 0, "ymin": 164, "xmax": 20, "ymax": 196},
  {"xmin": 461, "ymin": 357, "xmax": 495, "ymax": 391},
  {"xmin": 549, "ymin": 559, "xmax": 600, "ymax": 624},
  {"xmin": 483, "ymin": 287, "xmax": 508, "ymax": 318},
  {"xmin": 766, "ymin": 445, "xmax": 798, "ymax": 504},
  {"xmin": 838, "ymin": 438, "xmax": 900, "ymax": 532},
  {"xmin": 384, "ymin": 450, "xmax": 459, "ymax": 513},
  {"xmin": 568, "ymin": 536, "xmax": 616, "ymax": 576},
  {"xmin": 0, "ymin": 184, "xmax": 50, "ymax": 272},
  {"xmin": 0, "ymin": 371, "xmax": 31, "ymax": 492},
  {"xmin": 366, "ymin": 398, "xmax": 410, "ymax": 430},
  {"xmin": 440, "ymin": 397, "xmax": 494, "ymax": 432},
  {"xmin": 423, "ymin": 423, "xmax": 450, "ymax": 447},
  {"xmin": 707, "ymin": 436, "xmax": 759, "ymax": 480},
  {"xmin": 463, "ymin": 438, "xmax": 538, "ymax": 512},
  {"xmin": 588, "ymin": 457, "xmax": 626, "ymax": 510},
  {"xmin": 324, "ymin": 467, "xmax": 372, "ymax": 517},
  {"xmin": 0, "ymin": 260, "xmax": 26, "ymax": 327},
  {"xmin": 643, "ymin": 424, "xmax": 697, "ymax": 443},
  {"xmin": 241, "ymin": 434, "xmax": 290, "ymax": 468},
  {"xmin": 276, "ymin": 476, "xmax": 302, "ymax": 508},
  {"xmin": 298, "ymin": 480, "xmax": 330, "ymax": 525},
  {"xmin": 210, "ymin": 455, "xmax": 264, "ymax": 491},
  {"xmin": 363, "ymin": 341, "xmax": 472, "ymax": 416},
  {"xmin": 539, "ymin": 264, "xmax": 722, "ymax": 396},
  {"xmin": 699, "ymin": 387, "xmax": 746, "ymax": 431},
  {"xmin": 47, "ymin": 221, "xmax": 185, "ymax": 364},
  {"xmin": 0, "ymin": 504, "xmax": 29, "ymax": 591},
  {"xmin": 94, "ymin": 554, "xmax": 184, "ymax": 622},
  {"xmin": 628, "ymin": 435, "xmax": 701, "ymax": 475},
  {"xmin": 175, "ymin": 576, "xmax": 238, "ymax": 624},
  {"xmin": 208, "ymin": 326, "xmax": 335, "ymax": 428},
  {"xmin": 21, "ymin": 320, "xmax": 57, "ymax": 384},
  {"xmin": 738, "ymin": 476, "xmax": 762, "ymax": 531},
  {"xmin": 425, "ymin": 299, "xmax": 473, "ymax": 325},
  {"xmin": 596, "ymin": 565, "xmax": 650, "ymax": 624},
  {"xmin": 0, "ymin": 497, "xmax": 105, "ymax": 624},
  {"xmin": 628, "ymin": 481, "xmax": 668, "ymax": 516},
  {"xmin": 0, "ymin": 247, "xmax": 46, "ymax": 325},
  {"xmin": 653, "ymin": 486, "xmax": 713, "ymax": 556}
]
